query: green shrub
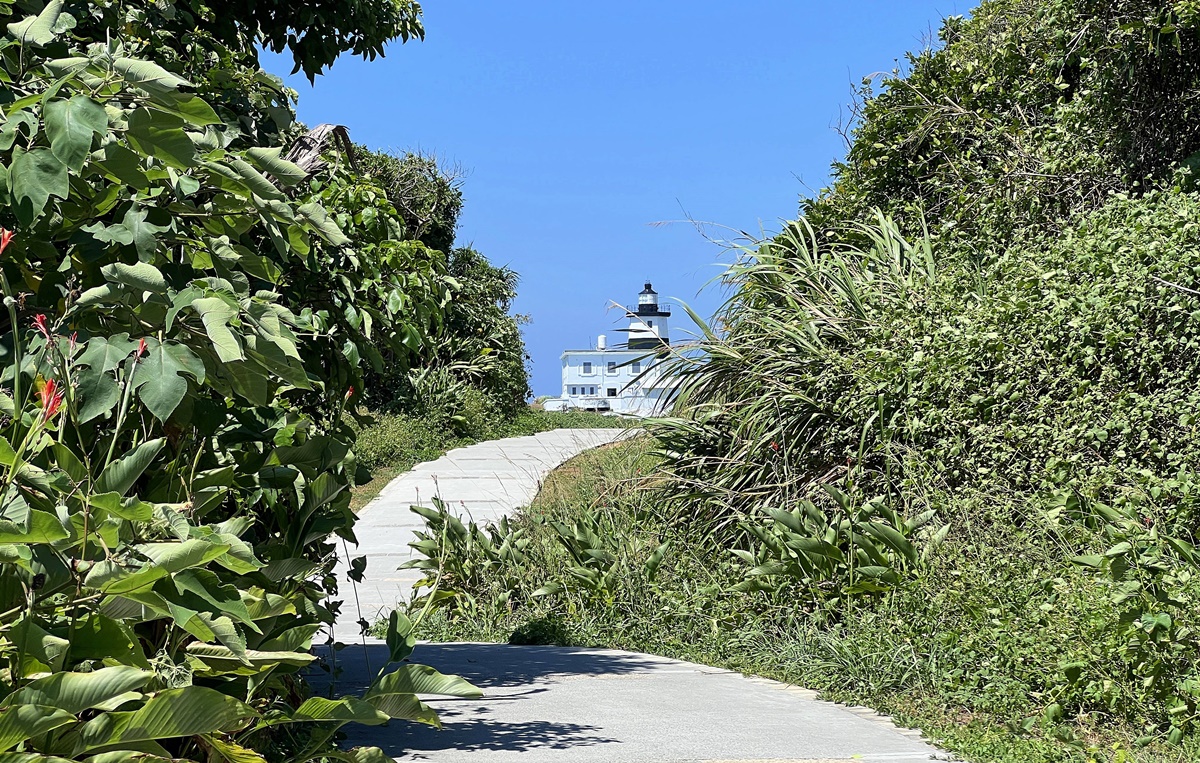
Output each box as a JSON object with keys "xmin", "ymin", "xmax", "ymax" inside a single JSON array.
[
  {"xmin": 807, "ymin": 0, "xmax": 1200, "ymax": 252},
  {"xmin": 0, "ymin": 0, "xmax": 480, "ymax": 759}
]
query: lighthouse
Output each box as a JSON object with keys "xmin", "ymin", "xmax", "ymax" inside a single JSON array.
[
  {"xmin": 542, "ymin": 281, "xmax": 678, "ymax": 417},
  {"xmin": 626, "ymin": 282, "xmax": 671, "ymax": 350}
]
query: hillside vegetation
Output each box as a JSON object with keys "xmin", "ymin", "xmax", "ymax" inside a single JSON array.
[{"xmin": 410, "ymin": 2, "xmax": 1200, "ymax": 761}]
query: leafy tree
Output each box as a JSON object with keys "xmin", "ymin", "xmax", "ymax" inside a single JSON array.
[
  {"xmin": 0, "ymin": 0, "xmax": 477, "ymax": 759},
  {"xmin": 806, "ymin": 0, "xmax": 1200, "ymax": 252}
]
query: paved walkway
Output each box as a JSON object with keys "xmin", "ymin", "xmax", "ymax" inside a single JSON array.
[
  {"xmin": 334, "ymin": 428, "xmax": 628, "ymax": 635},
  {"xmin": 325, "ymin": 642, "xmax": 949, "ymax": 763},
  {"xmin": 326, "ymin": 428, "xmax": 951, "ymax": 762}
]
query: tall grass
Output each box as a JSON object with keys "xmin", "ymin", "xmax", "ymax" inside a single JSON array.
[{"xmin": 653, "ymin": 213, "xmax": 937, "ymax": 537}]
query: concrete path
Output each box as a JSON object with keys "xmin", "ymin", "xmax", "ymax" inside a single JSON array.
[
  {"xmin": 325, "ymin": 427, "xmax": 951, "ymax": 762},
  {"xmin": 321, "ymin": 642, "xmax": 949, "ymax": 762},
  {"xmin": 334, "ymin": 428, "xmax": 628, "ymax": 635}
]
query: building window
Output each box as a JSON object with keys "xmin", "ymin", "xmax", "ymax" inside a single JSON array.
[
  {"xmin": 607, "ymin": 388, "xmax": 617, "ymax": 397},
  {"xmin": 591, "ymin": 387, "xmax": 597, "ymax": 395},
  {"xmin": 571, "ymin": 387, "xmax": 577, "ymax": 395},
  {"xmin": 647, "ymin": 320, "xmax": 653, "ymax": 328},
  {"xmin": 582, "ymin": 362, "xmax": 592, "ymax": 374},
  {"xmin": 607, "ymin": 361, "xmax": 617, "ymax": 373},
  {"xmin": 631, "ymin": 361, "xmax": 641, "ymax": 374}
]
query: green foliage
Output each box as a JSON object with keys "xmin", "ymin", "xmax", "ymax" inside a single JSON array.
[
  {"xmin": 807, "ymin": 0, "xmax": 1200, "ymax": 251},
  {"xmin": 69, "ymin": 0, "xmax": 424, "ymax": 83},
  {"xmin": 0, "ymin": 0, "xmax": 475, "ymax": 759},
  {"xmin": 356, "ymin": 148, "xmax": 463, "ymax": 254},
  {"xmin": 349, "ymin": 147, "xmax": 531, "ymax": 415},
  {"xmin": 650, "ymin": 200, "xmax": 1200, "ymax": 744}
]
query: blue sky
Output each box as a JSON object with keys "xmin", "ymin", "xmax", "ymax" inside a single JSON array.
[{"xmin": 262, "ymin": 1, "xmax": 965, "ymax": 396}]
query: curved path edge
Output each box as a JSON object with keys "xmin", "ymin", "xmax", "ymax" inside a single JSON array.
[
  {"xmin": 320, "ymin": 641, "xmax": 950, "ymax": 762},
  {"xmin": 333, "ymin": 428, "xmax": 629, "ymax": 634}
]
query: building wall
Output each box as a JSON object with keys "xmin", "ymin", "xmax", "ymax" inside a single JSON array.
[{"xmin": 553, "ymin": 349, "xmax": 669, "ymax": 416}]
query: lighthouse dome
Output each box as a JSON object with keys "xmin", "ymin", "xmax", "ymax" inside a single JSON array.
[{"xmin": 638, "ymin": 282, "xmax": 658, "ymax": 308}]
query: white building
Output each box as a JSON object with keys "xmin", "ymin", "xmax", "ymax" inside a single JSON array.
[{"xmin": 543, "ymin": 283, "xmax": 675, "ymax": 417}]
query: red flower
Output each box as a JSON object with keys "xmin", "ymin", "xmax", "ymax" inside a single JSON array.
[
  {"xmin": 69, "ymin": 332, "xmax": 78, "ymax": 353},
  {"xmin": 345, "ymin": 386, "xmax": 355, "ymax": 400},
  {"xmin": 39, "ymin": 379, "xmax": 64, "ymax": 419},
  {"xmin": 0, "ymin": 229, "xmax": 13, "ymax": 255},
  {"xmin": 136, "ymin": 338, "xmax": 147, "ymax": 358},
  {"xmin": 770, "ymin": 441, "xmax": 780, "ymax": 452},
  {"xmin": 32, "ymin": 314, "xmax": 50, "ymax": 339}
]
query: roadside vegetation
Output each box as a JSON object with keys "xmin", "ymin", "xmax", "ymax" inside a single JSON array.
[
  {"xmin": 0, "ymin": 0, "xmax": 546, "ymax": 760},
  {"xmin": 406, "ymin": 2, "xmax": 1200, "ymax": 761}
]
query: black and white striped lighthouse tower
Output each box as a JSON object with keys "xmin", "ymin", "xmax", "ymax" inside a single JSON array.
[{"xmin": 626, "ymin": 282, "xmax": 671, "ymax": 350}]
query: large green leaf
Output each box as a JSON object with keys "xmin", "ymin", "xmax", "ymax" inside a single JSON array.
[
  {"xmin": 6, "ymin": 0, "xmax": 63, "ymax": 46},
  {"xmin": 96, "ymin": 439, "xmax": 165, "ymax": 496},
  {"xmin": 76, "ymin": 334, "xmax": 137, "ymax": 373},
  {"xmin": 296, "ymin": 203, "xmax": 350, "ymax": 246},
  {"xmin": 384, "ymin": 610, "xmax": 416, "ymax": 663},
  {"xmin": 124, "ymin": 108, "xmax": 195, "ymax": 169},
  {"xmin": 167, "ymin": 569, "xmax": 257, "ymax": 627},
  {"xmin": 229, "ymin": 160, "xmax": 283, "ymax": 199},
  {"xmin": 63, "ymin": 687, "xmax": 256, "ymax": 756},
  {"xmin": 279, "ymin": 697, "xmax": 388, "ymax": 726},
  {"xmin": 0, "ymin": 704, "xmax": 75, "ymax": 752},
  {"xmin": 3, "ymin": 667, "xmax": 150, "ymax": 715},
  {"xmin": 0, "ymin": 753, "xmax": 75, "ymax": 763},
  {"xmin": 88, "ymin": 493, "xmax": 154, "ymax": 523},
  {"xmin": 185, "ymin": 643, "xmax": 314, "ymax": 671},
  {"xmin": 84, "ymin": 560, "xmax": 167, "ymax": 595},
  {"xmin": 192, "ymin": 296, "xmax": 244, "ymax": 362},
  {"xmin": 0, "ymin": 510, "xmax": 69, "ymax": 544},
  {"xmin": 9, "ymin": 618, "xmax": 70, "ymax": 674},
  {"xmin": 74, "ymin": 335, "xmax": 137, "ymax": 423},
  {"xmin": 861, "ymin": 522, "xmax": 917, "ymax": 564},
  {"xmin": 245, "ymin": 147, "xmax": 306, "ymax": 187},
  {"xmin": 44, "ymin": 96, "xmax": 108, "ymax": 172},
  {"xmin": 156, "ymin": 94, "xmax": 221, "ymax": 127},
  {"xmin": 367, "ymin": 664, "xmax": 481, "ymax": 698},
  {"xmin": 10, "ymin": 145, "xmax": 68, "ymax": 224},
  {"xmin": 202, "ymin": 736, "xmax": 268, "ymax": 763},
  {"xmin": 361, "ymin": 691, "xmax": 440, "ymax": 727},
  {"xmin": 74, "ymin": 367, "xmax": 120, "ymax": 422},
  {"xmin": 135, "ymin": 538, "xmax": 230, "ymax": 573},
  {"xmin": 101, "ymin": 261, "xmax": 167, "ymax": 294},
  {"xmin": 116, "ymin": 207, "xmax": 169, "ymax": 260},
  {"xmin": 343, "ymin": 749, "xmax": 392, "ymax": 763},
  {"xmin": 94, "ymin": 142, "xmax": 149, "ymax": 189},
  {"xmin": 132, "ymin": 339, "xmax": 205, "ymax": 421},
  {"xmin": 110, "ymin": 57, "xmax": 192, "ymax": 96}
]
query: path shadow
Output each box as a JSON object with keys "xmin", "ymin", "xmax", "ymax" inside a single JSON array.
[
  {"xmin": 348, "ymin": 718, "xmax": 619, "ymax": 758},
  {"xmin": 311, "ymin": 641, "xmax": 667, "ymax": 694},
  {"xmin": 307, "ymin": 642, "xmax": 638, "ymax": 758}
]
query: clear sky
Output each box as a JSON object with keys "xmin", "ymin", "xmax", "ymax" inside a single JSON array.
[{"xmin": 262, "ymin": 1, "xmax": 965, "ymax": 397}]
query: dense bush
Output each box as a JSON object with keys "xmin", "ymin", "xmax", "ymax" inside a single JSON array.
[
  {"xmin": 652, "ymin": 198, "xmax": 1200, "ymax": 740},
  {"xmin": 0, "ymin": 0, "xmax": 485, "ymax": 759},
  {"xmin": 807, "ymin": 0, "xmax": 1200, "ymax": 251}
]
